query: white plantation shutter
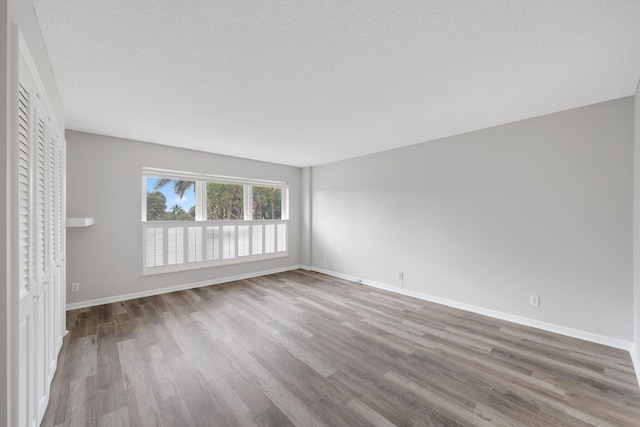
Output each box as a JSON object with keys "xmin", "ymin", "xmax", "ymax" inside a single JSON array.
[
  {"xmin": 167, "ymin": 227, "xmax": 184, "ymax": 265},
  {"xmin": 205, "ymin": 226, "xmax": 220, "ymax": 261},
  {"xmin": 265, "ymin": 224, "xmax": 275, "ymax": 253},
  {"xmin": 277, "ymin": 223, "xmax": 287, "ymax": 252},
  {"xmin": 252, "ymin": 225, "xmax": 263, "ymax": 255},
  {"xmin": 222, "ymin": 226, "xmax": 235, "ymax": 259},
  {"xmin": 238, "ymin": 225, "xmax": 250, "ymax": 257},
  {"xmin": 187, "ymin": 226, "xmax": 203, "ymax": 263},
  {"xmin": 142, "ymin": 219, "xmax": 289, "ymax": 273},
  {"xmin": 145, "ymin": 227, "xmax": 163, "ymax": 267}
]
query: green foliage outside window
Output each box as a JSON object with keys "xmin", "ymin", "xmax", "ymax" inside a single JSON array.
[
  {"xmin": 253, "ymin": 186, "xmax": 282, "ymax": 220},
  {"xmin": 146, "ymin": 177, "xmax": 196, "ymax": 221},
  {"xmin": 145, "ymin": 176, "xmax": 284, "ymax": 221},
  {"xmin": 146, "ymin": 190, "xmax": 196, "ymax": 221},
  {"xmin": 146, "ymin": 191, "xmax": 168, "ymax": 221},
  {"xmin": 207, "ymin": 183, "xmax": 243, "ymax": 220}
]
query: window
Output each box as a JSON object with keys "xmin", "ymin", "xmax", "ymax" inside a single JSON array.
[
  {"xmin": 145, "ymin": 177, "xmax": 195, "ymax": 221},
  {"xmin": 141, "ymin": 168, "xmax": 289, "ymax": 274},
  {"xmin": 206, "ymin": 182, "xmax": 243, "ymax": 220},
  {"xmin": 252, "ymin": 186, "xmax": 283, "ymax": 219}
]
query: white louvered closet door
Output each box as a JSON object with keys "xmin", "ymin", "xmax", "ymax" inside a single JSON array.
[
  {"xmin": 15, "ymin": 29, "xmax": 66, "ymax": 427},
  {"xmin": 16, "ymin": 47, "xmax": 36, "ymax": 427},
  {"xmin": 33, "ymin": 88, "xmax": 50, "ymax": 422}
]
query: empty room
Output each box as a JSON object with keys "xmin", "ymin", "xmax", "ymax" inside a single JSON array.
[{"xmin": 3, "ymin": 1, "xmax": 640, "ymax": 426}]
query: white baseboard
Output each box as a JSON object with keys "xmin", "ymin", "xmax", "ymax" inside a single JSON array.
[
  {"xmin": 66, "ymin": 265, "xmax": 303, "ymax": 310},
  {"xmin": 310, "ymin": 266, "xmax": 634, "ymax": 352}
]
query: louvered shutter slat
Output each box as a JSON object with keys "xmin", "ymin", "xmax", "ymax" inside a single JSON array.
[{"xmin": 17, "ymin": 82, "xmax": 31, "ymax": 294}]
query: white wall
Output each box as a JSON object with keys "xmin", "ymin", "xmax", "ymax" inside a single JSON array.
[
  {"xmin": 312, "ymin": 97, "xmax": 634, "ymax": 342},
  {"xmin": 2, "ymin": 0, "xmax": 65, "ymax": 424},
  {"xmin": 65, "ymin": 130, "xmax": 301, "ymax": 306}
]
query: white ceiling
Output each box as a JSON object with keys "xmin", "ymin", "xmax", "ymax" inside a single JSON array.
[{"xmin": 34, "ymin": 0, "xmax": 640, "ymax": 167}]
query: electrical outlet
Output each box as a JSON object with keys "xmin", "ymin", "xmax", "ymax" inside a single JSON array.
[
  {"xmin": 399, "ymin": 272, "xmax": 404, "ymax": 280},
  {"xmin": 71, "ymin": 282, "xmax": 80, "ymax": 292},
  {"xmin": 530, "ymin": 295, "xmax": 539, "ymax": 306}
]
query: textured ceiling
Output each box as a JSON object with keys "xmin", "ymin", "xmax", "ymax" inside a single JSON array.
[{"xmin": 34, "ymin": 0, "xmax": 640, "ymax": 167}]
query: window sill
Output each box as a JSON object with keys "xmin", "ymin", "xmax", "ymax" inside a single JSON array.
[{"xmin": 142, "ymin": 252, "xmax": 289, "ymax": 276}]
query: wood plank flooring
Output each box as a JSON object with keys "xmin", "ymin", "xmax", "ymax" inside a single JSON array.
[{"xmin": 40, "ymin": 270, "xmax": 640, "ymax": 426}]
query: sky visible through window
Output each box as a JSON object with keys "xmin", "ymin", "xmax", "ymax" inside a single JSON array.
[{"xmin": 146, "ymin": 177, "xmax": 195, "ymax": 213}]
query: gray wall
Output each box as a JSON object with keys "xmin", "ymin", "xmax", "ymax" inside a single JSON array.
[
  {"xmin": 1, "ymin": 3, "xmax": 9, "ymax": 421},
  {"xmin": 65, "ymin": 131, "xmax": 301, "ymax": 305},
  {"xmin": 312, "ymin": 97, "xmax": 634, "ymax": 341},
  {"xmin": 2, "ymin": 0, "xmax": 65, "ymax": 423},
  {"xmin": 300, "ymin": 167, "xmax": 312, "ymax": 266},
  {"xmin": 634, "ymin": 82, "xmax": 640, "ymax": 370}
]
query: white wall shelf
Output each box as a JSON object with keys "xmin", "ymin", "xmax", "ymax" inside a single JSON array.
[{"xmin": 66, "ymin": 217, "xmax": 95, "ymax": 228}]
